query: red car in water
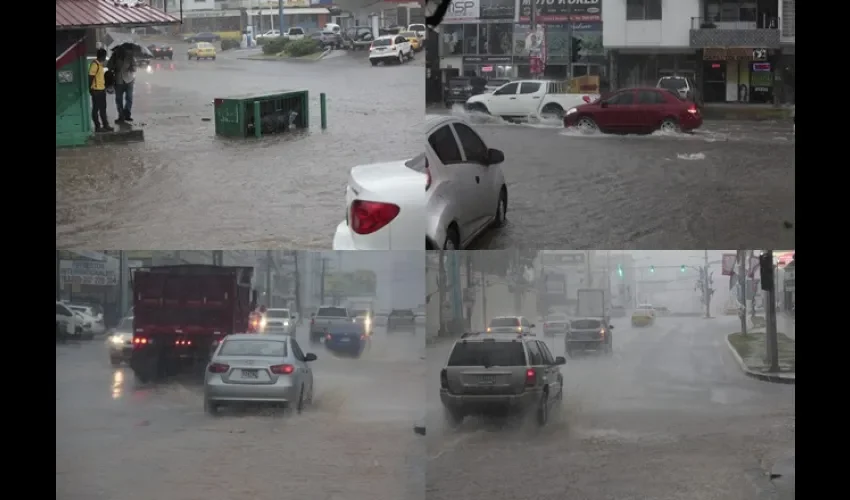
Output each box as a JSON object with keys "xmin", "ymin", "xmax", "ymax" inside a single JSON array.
[{"xmin": 563, "ymin": 87, "xmax": 703, "ymax": 134}]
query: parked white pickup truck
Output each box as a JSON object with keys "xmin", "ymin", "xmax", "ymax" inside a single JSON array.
[{"xmin": 465, "ymin": 79, "xmax": 599, "ymax": 120}]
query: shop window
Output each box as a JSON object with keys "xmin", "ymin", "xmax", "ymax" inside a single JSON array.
[
  {"xmin": 626, "ymin": 0, "xmax": 662, "ymax": 21},
  {"xmin": 440, "ymin": 24, "xmax": 463, "ymax": 56},
  {"xmin": 463, "ymin": 24, "xmax": 478, "ymax": 54},
  {"xmin": 483, "ymin": 24, "xmax": 513, "ymax": 55}
]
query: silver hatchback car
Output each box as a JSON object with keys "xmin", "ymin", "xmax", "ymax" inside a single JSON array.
[
  {"xmin": 425, "ymin": 115, "xmax": 508, "ymax": 249},
  {"xmin": 204, "ymin": 334, "xmax": 317, "ymax": 415}
]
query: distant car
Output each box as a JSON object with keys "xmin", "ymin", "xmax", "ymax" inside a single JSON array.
[
  {"xmin": 610, "ymin": 305, "xmax": 627, "ymax": 318},
  {"xmin": 565, "ymin": 317, "xmax": 613, "ymax": 356},
  {"xmin": 107, "ymin": 316, "xmax": 134, "ymax": 365},
  {"xmin": 185, "ymin": 32, "xmax": 221, "ymax": 43},
  {"xmin": 398, "ymin": 31, "xmax": 422, "ymax": 51},
  {"xmin": 631, "ymin": 309, "xmax": 655, "ymax": 327},
  {"xmin": 204, "ymin": 334, "xmax": 317, "ymax": 415},
  {"xmin": 331, "ymin": 155, "xmax": 426, "ymax": 250},
  {"xmin": 440, "ymin": 331, "xmax": 565, "ymax": 427},
  {"xmin": 369, "ymin": 35, "xmax": 413, "ymax": 66},
  {"xmin": 563, "ymin": 87, "xmax": 703, "ymax": 134},
  {"xmin": 542, "ymin": 313, "xmax": 570, "ymax": 336},
  {"xmin": 323, "ymin": 323, "xmax": 369, "ymax": 358},
  {"xmin": 408, "ymin": 23, "xmax": 426, "ymax": 39},
  {"xmin": 262, "ymin": 308, "xmax": 296, "ymax": 335},
  {"xmin": 309, "ymin": 31, "xmax": 343, "ymax": 49},
  {"xmin": 343, "ymin": 27, "xmax": 374, "ymax": 50},
  {"xmin": 425, "ymin": 115, "xmax": 508, "ymax": 250},
  {"xmin": 187, "ymin": 42, "xmax": 216, "ymax": 60},
  {"xmin": 67, "ymin": 304, "xmax": 106, "ymax": 338},
  {"xmin": 283, "ymin": 27, "xmax": 306, "ymax": 41},
  {"xmin": 387, "ymin": 309, "xmax": 417, "ymax": 331},
  {"xmin": 487, "ymin": 315, "xmax": 534, "ymax": 335},
  {"xmin": 56, "ymin": 301, "xmax": 80, "ymax": 341},
  {"xmin": 656, "ymin": 75, "xmax": 702, "ymax": 107},
  {"xmin": 147, "ymin": 43, "xmax": 173, "ymax": 59},
  {"xmin": 256, "ymin": 30, "xmax": 280, "ymax": 40}
]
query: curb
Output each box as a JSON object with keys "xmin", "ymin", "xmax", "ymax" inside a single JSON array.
[{"xmin": 725, "ymin": 334, "xmax": 795, "ymax": 384}]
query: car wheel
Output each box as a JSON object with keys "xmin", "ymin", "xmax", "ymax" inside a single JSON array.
[
  {"xmin": 370, "ymin": 59, "xmax": 378, "ymax": 66},
  {"xmin": 397, "ymin": 53, "xmax": 404, "ymax": 64},
  {"xmin": 467, "ymin": 102, "xmax": 489, "ymax": 114},
  {"xmin": 443, "ymin": 225, "xmax": 460, "ymax": 250},
  {"xmin": 444, "ymin": 407, "xmax": 464, "ymax": 428},
  {"xmin": 659, "ymin": 117, "xmax": 680, "ymax": 133},
  {"xmin": 493, "ymin": 188, "xmax": 507, "ymax": 228},
  {"xmin": 575, "ymin": 116, "xmax": 598, "ymax": 133},
  {"xmin": 168, "ymin": 55, "xmax": 173, "ymax": 60},
  {"xmin": 536, "ymin": 394, "xmax": 549, "ymax": 426},
  {"xmin": 204, "ymin": 398, "xmax": 220, "ymax": 415},
  {"xmin": 296, "ymin": 386, "xmax": 305, "ymax": 414},
  {"xmin": 110, "ymin": 357, "xmax": 122, "ymax": 366},
  {"xmin": 541, "ymin": 104, "xmax": 565, "ymax": 120}
]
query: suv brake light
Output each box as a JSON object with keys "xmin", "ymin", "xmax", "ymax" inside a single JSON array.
[
  {"xmin": 208, "ymin": 363, "xmax": 229, "ymax": 373},
  {"xmin": 270, "ymin": 364, "xmax": 294, "ymax": 375},
  {"xmin": 440, "ymin": 368, "xmax": 449, "ymax": 389},
  {"xmin": 525, "ymin": 368, "xmax": 536, "ymax": 387},
  {"xmin": 350, "ymin": 200, "xmax": 400, "ymax": 235}
]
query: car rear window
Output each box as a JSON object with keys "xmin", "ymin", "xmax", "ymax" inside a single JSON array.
[
  {"xmin": 219, "ymin": 339, "xmax": 287, "ymax": 357},
  {"xmin": 373, "ymin": 38, "xmax": 392, "ymax": 47},
  {"xmin": 448, "ymin": 341, "xmax": 526, "ymax": 366},
  {"xmin": 489, "ymin": 317, "xmax": 520, "ymax": 327},
  {"xmin": 317, "ymin": 307, "xmax": 348, "ymax": 317},
  {"xmin": 266, "ymin": 309, "xmax": 290, "ymax": 318},
  {"xmin": 571, "ymin": 319, "xmax": 601, "ymax": 329},
  {"xmin": 635, "ymin": 309, "xmax": 651, "ymax": 315}
]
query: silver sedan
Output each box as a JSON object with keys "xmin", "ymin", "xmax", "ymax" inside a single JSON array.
[{"xmin": 204, "ymin": 334, "xmax": 317, "ymax": 415}]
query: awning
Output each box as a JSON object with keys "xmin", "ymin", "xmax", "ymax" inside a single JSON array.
[{"xmin": 56, "ymin": 0, "xmax": 182, "ymax": 30}]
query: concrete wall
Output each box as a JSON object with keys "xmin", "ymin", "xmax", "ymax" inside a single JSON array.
[{"xmin": 603, "ymin": 0, "xmax": 700, "ymax": 49}]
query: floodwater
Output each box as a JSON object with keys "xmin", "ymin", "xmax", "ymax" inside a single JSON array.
[{"xmin": 56, "ymin": 46, "xmax": 424, "ymax": 249}]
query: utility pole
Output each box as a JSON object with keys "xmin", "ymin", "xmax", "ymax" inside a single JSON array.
[
  {"xmin": 605, "ymin": 250, "xmax": 612, "ymax": 302},
  {"xmin": 118, "ymin": 250, "xmax": 129, "ymax": 319},
  {"xmin": 292, "ymin": 251, "xmax": 301, "ymax": 320},
  {"xmin": 450, "ymin": 252, "xmax": 464, "ymax": 333},
  {"xmin": 513, "ymin": 250, "xmax": 523, "ymax": 315},
  {"xmin": 737, "ymin": 249, "xmax": 748, "ymax": 336},
  {"xmin": 212, "ymin": 250, "xmax": 223, "ymax": 266},
  {"xmin": 265, "ymin": 250, "xmax": 274, "ymax": 308},
  {"xmin": 56, "ymin": 250, "xmax": 62, "ymax": 301},
  {"xmin": 465, "ymin": 253, "xmax": 474, "ymax": 330},
  {"xmin": 585, "ymin": 250, "xmax": 593, "ymax": 288},
  {"xmin": 438, "ymin": 251, "xmax": 447, "ymax": 336},
  {"xmin": 480, "ymin": 267, "xmax": 488, "ymax": 329},
  {"xmin": 529, "ymin": 0, "xmax": 538, "ymax": 80},
  {"xmin": 319, "ymin": 257, "xmax": 328, "ymax": 304},
  {"xmin": 749, "ymin": 250, "xmax": 757, "ymax": 319},
  {"xmin": 762, "ymin": 251, "xmax": 780, "ymax": 372},
  {"xmin": 703, "ymin": 250, "xmax": 711, "ymax": 318}
]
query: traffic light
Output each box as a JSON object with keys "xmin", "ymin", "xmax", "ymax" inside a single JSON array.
[
  {"xmin": 617, "ymin": 264, "xmax": 623, "ymax": 277},
  {"xmin": 571, "ymin": 37, "xmax": 582, "ymax": 63},
  {"xmin": 649, "ymin": 265, "xmax": 655, "ymax": 273},
  {"xmin": 759, "ymin": 253, "xmax": 774, "ymax": 291},
  {"xmin": 680, "ymin": 265, "xmax": 686, "ymax": 272}
]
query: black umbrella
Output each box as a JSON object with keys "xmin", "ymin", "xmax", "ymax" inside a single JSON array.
[{"xmin": 108, "ymin": 40, "xmax": 153, "ymax": 59}]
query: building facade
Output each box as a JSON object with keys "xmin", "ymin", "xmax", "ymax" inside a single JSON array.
[{"xmin": 603, "ymin": 0, "xmax": 795, "ymax": 104}]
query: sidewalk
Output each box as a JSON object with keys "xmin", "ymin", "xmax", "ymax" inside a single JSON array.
[
  {"xmin": 701, "ymin": 103, "xmax": 794, "ymax": 121},
  {"xmin": 726, "ymin": 330, "xmax": 795, "ymax": 384}
]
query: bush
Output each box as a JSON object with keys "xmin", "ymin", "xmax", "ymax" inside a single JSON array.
[
  {"xmin": 285, "ymin": 38, "xmax": 321, "ymax": 57},
  {"xmin": 220, "ymin": 38, "xmax": 240, "ymax": 51},
  {"xmin": 262, "ymin": 37, "xmax": 290, "ymax": 55}
]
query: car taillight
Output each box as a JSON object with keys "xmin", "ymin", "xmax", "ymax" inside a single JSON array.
[
  {"xmin": 525, "ymin": 368, "xmax": 536, "ymax": 386},
  {"xmin": 598, "ymin": 328, "xmax": 605, "ymax": 338},
  {"xmin": 350, "ymin": 200, "xmax": 400, "ymax": 235},
  {"xmin": 360, "ymin": 334, "xmax": 366, "ymax": 340},
  {"xmin": 208, "ymin": 363, "xmax": 229, "ymax": 373},
  {"xmin": 687, "ymin": 104, "xmax": 698, "ymax": 114},
  {"xmin": 440, "ymin": 368, "xmax": 449, "ymax": 389},
  {"xmin": 326, "ymin": 334, "xmax": 332, "ymax": 341},
  {"xmin": 132, "ymin": 337, "xmax": 151, "ymax": 346},
  {"xmin": 270, "ymin": 364, "xmax": 295, "ymax": 375},
  {"xmin": 174, "ymin": 339, "xmax": 193, "ymax": 346},
  {"xmin": 370, "ymin": 43, "xmax": 374, "ymax": 50}
]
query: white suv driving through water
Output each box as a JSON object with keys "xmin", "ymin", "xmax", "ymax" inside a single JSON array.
[{"xmin": 369, "ymin": 35, "xmax": 413, "ymax": 66}]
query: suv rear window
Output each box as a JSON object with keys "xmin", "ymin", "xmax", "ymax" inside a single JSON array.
[
  {"xmin": 317, "ymin": 307, "xmax": 348, "ymax": 317},
  {"xmin": 571, "ymin": 319, "xmax": 601, "ymax": 329},
  {"xmin": 266, "ymin": 309, "xmax": 290, "ymax": 318},
  {"xmin": 489, "ymin": 317, "xmax": 520, "ymax": 327},
  {"xmin": 372, "ymin": 38, "xmax": 392, "ymax": 47},
  {"xmin": 448, "ymin": 341, "xmax": 526, "ymax": 366},
  {"xmin": 658, "ymin": 78, "xmax": 687, "ymax": 90}
]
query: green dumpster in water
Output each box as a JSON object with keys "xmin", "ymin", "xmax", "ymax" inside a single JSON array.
[{"xmin": 213, "ymin": 90, "xmax": 310, "ymax": 138}]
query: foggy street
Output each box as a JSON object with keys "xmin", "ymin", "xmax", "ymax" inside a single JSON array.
[
  {"xmin": 433, "ymin": 109, "xmax": 795, "ymax": 249},
  {"xmin": 55, "ymin": 45, "xmax": 423, "ymax": 249},
  {"xmin": 56, "ymin": 322, "xmax": 426, "ymax": 500}
]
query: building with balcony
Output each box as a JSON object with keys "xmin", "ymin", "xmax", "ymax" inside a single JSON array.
[{"xmin": 603, "ymin": 0, "xmax": 794, "ymax": 104}]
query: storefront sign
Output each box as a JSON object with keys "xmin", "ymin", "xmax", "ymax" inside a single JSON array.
[
  {"xmin": 703, "ymin": 47, "xmax": 770, "ymax": 61},
  {"xmin": 463, "ymin": 55, "xmax": 514, "ymax": 63},
  {"xmin": 480, "ymin": 0, "xmax": 518, "ymax": 21},
  {"xmin": 443, "ymin": 0, "xmax": 481, "ymax": 23},
  {"xmin": 517, "ymin": 0, "xmax": 602, "ymax": 23}
]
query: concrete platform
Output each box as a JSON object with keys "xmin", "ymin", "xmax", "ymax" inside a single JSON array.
[
  {"xmin": 87, "ymin": 127, "xmax": 144, "ymax": 145},
  {"xmin": 701, "ymin": 103, "xmax": 794, "ymax": 121}
]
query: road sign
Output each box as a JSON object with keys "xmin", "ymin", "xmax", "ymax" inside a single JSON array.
[
  {"xmin": 721, "ymin": 253, "xmax": 736, "ymax": 276},
  {"xmin": 60, "ymin": 259, "xmax": 118, "ymax": 286}
]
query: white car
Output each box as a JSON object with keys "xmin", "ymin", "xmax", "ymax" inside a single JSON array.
[
  {"xmin": 283, "ymin": 27, "xmax": 305, "ymax": 41},
  {"xmin": 408, "ymin": 23, "xmax": 426, "ymax": 39},
  {"xmin": 369, "ymin": 35, "xmax": 413, "ymax": 66},
  {"xmin": 466, "ymin": 79, "xmax": 596, "ymax": 120},
  {"xmin": 67, "ymin": 304, "xmax": 106, "ymax": 337},
  {"xmin": 332, "ymin": 156, "xmax": 426, "ymax": 250},
  {"xmin": 256, "ymin": 29, "xmax": 280, "ymax": 40},
  {"xmin": 262, "ymin": 308, "xmax": 296, "ymax": 335},
  {"xmin": 425, "ymin": 115, "xmax": 508, "ymax": 249},
  {"xmin": 56, "ymin": 301, "xmax": 80, "ymax": 339}
]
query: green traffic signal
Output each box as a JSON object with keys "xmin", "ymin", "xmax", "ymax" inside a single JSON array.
[
  {"xmin": 681, "ymin": 265, "xmax": 686, "ymax": 272},
  {"xmin": 650, "ymin": 265, "xmax": 655, "ymax": 273},
  {"xmin": 617, "ymin": 264, "xmax": 623, "ymax": 277}
]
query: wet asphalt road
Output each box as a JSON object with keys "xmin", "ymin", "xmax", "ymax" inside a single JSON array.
[
  {"xmin": 56, "ymin": 45, "xmax": 424, "ymax": 249},
  {"xmin": 426, "ymin": 315, "xmax": 794, "ymax": 499},
  {"xmin": 57, "ymin": 324, "xmax": 426, "ymax": 500},
  {"xmin": 431, "ymin": 108, "xmax": 795, "ymax": 249}
]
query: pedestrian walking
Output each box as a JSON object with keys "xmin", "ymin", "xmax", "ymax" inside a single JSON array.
[
  {"xmin": 88, "ymin": 48, "xmax": 113, "ymax": 132},
  {"xmin": 110, "ymin": 45, "xmax": 137, "ymax": 123}
]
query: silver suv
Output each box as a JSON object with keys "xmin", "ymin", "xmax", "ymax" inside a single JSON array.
[
  {"xmin": 439, "ymin": 332, "xmax": 566, "ymax": 427},
  {"xmin": 487, "ymin": 315, "xmax": 535, "ymax": 334},
  {"xmin": 656, "ymin": 76, "xmax": 702, "ymax": 107}
]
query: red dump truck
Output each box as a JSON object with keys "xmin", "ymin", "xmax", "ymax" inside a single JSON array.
[{"xmin": 130, "ymin": 265, "xmax": 258, "ymax": 383}]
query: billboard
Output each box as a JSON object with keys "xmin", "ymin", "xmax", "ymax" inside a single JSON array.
[
  {"xmin": 324, "ymin": 270, "xmax": 377, "ymax": 297},
  {"xmin": 517, "ymin": 0, "xmax": 602, "ymax": 23}
]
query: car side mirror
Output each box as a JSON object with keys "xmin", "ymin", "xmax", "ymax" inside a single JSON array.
[
  {"xmin": 555, "ymin": 356, "xmax": 567, "ymax": 365},
  {"xmin": 600, "ymin": 101, "xmax": 609, "ymax": 108},
  {"xmin": 304, "ymin": 353, "xmax": 317, "ymax": 362},
  {"xmin": 486, "ymin": 148, "xmax": 505, "ymax": 165},
  {"xmin": 608, "ymin": 325, "xmax": 614, "ymax": 329}
]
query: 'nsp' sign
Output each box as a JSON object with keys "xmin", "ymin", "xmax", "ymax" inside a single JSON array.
[{"xmin": 443, "ymin": 0, "xmax": 481, "ymax": 23}]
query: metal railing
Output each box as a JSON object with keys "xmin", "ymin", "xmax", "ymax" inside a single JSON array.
[{"xmin": 691, "ymin": 16, "xmax": 780, "ymax": 30}]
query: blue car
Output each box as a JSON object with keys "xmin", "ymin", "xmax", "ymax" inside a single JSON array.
[{"xmin": 323, "ymin": 323, "xmax": 369, "ymax": 357}]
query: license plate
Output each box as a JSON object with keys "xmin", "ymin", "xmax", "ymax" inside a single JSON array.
[
  {"xmin": 339, "ymin": 337, "xmax": 350, "ymax": 342},
  {"xmin": 479, "ymin": 375, "xmax": 495, "ymax": 384},
  {"xmin": 241, "ymin": 370, "xmax": 258, "ymax": 379}
]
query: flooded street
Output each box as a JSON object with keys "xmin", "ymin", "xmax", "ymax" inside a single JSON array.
[
  {"xmin": 426, "ymin": 295, "xmax": 794, "ymax": 499},
  {"xmin": 56, "ymin": 47, "xmax": 423, "ymax": 249},
  {"xmin": 57, "ymin": 323, "xmax": 426, "ymax": 500},
  {"xmin": 430, "ymin": 108, "xmax": 795, "ymax": 249}
]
